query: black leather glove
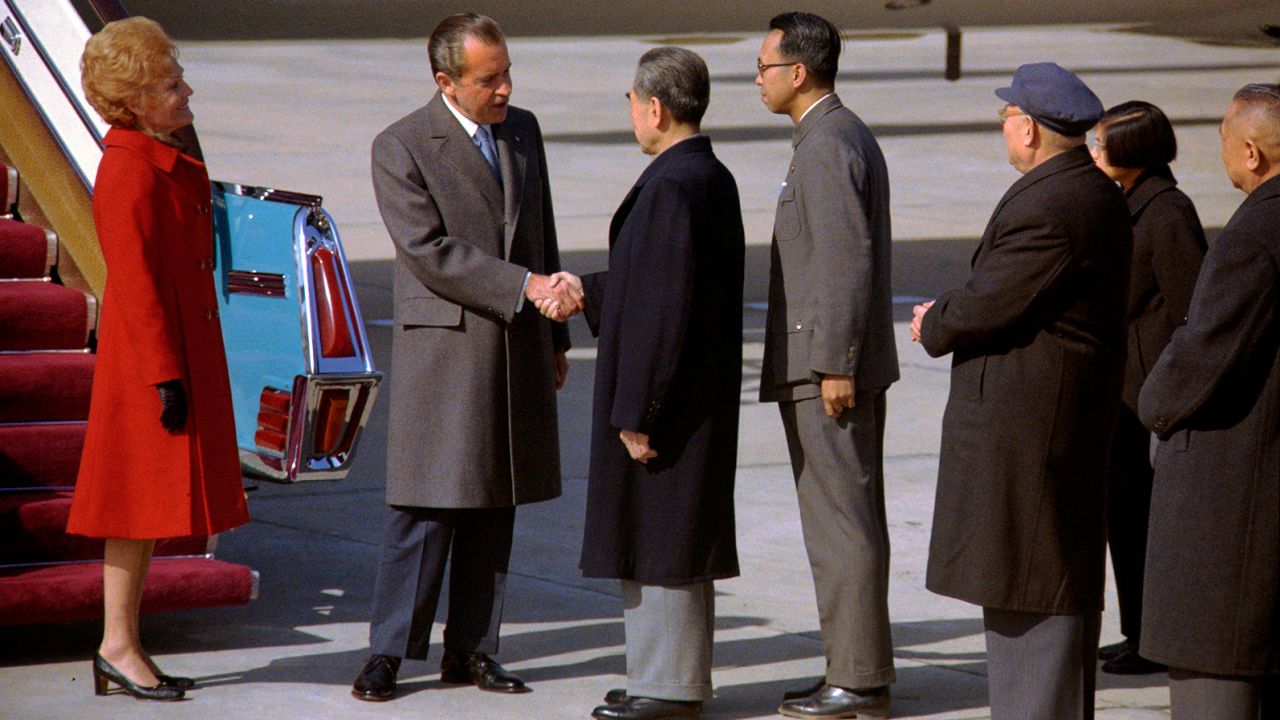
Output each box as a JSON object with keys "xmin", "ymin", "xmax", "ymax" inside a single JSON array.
[{"xmin": 156, "ymin": 380, "xmax": 187, "ymax": 433}]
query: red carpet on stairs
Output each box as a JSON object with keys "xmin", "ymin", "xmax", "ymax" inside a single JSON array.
[
  {"xmin": 0, "ymin": 282, "xmax": 95, "ymax": 351},
  {"xmin": 0, "ymin": 218, "xmax": 53, "ymax": 278},
  {"xmin": 0, "ymin": 558, "xmax": 255, "ymax": 626},
  {"xmin": 0, "ymin": 422, "xmax": 85, "ymax": 488},
  {"xmin": 0, "ymin": 161, "xmax": 255, "ymax": 627},
  {"xmin": 0, "ymin": 353, "xmax": 94, "ymax": 422}
]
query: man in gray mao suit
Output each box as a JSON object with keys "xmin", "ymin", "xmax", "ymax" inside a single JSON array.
[
  {"xmin": 756, "ymin": 12, "xmax": 899, "ymax": 719},
  {"xmin": 350, "ymin": 12, "xmax": 582, "ymax": 703}
]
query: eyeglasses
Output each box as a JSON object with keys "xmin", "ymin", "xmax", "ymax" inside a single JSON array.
[
  {"xmin": 757, "ymin": 61, "xmax": 797, "ymax": 76},
  {"xmin": 1089, "ymin": 137, "xmax": 1106, "ymax": 152}
]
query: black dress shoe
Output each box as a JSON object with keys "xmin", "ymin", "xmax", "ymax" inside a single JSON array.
[
  {"xmin": 778, "ymin": 684, "xmax": 891, "ymax": 719},
  {"xmin": 604, "ymin": 687, "xmax": 628, "ymax": 703},
  {"xmin": 440, "ymin": 650, "xmax": 529, "ymax": 693},
  {"xmin": 1101, "ymin": 645, "xmax": 1167, "ymax": 675},
  {"xmin": 351, "ymin": 654, "xmax": 400, "ymax": 702},
  {"xmin": 92, "ymin": 654, "xmax": 184, "ymax": 701},
  {"xmin": 782, "ymin": 677, "xmax": 827, "ymax": 701},
  {"xmin": 591, "ymin": 696, "xmax": 702, "ymax": 719},
  {"xmin": 1098, "ymin": 639, "xmax": 1133, "ymax": 661}
]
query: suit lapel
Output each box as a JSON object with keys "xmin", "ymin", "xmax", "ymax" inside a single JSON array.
[
  {"xmin": 424, "ymin": 95, "xmax": 504, "ymax": 214},
  {"xmin": 493, "ymin": 122, "xmax": 525, "ymax": 257}
]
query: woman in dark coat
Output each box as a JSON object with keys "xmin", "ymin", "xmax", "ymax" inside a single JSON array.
[
  {"xmin": 67, "ymin": 17, "xmax": 248, "ymax": 701},
  {"xmin": 570, "ymin": 47, "xmax": 744, "ymax": 720},
  {"xmin": 1089, "ymin": 100, "xmax": 1207, "ymax": 674}
]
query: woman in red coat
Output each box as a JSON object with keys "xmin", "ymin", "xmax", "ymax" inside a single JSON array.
[{"xmin": 67, "ymin": 16, "xmax": 248, "ymax": 701}]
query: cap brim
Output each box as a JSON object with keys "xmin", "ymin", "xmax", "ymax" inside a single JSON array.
[{"xmin": 995, "ymin": 86, "xmax": 1016, "ymax": 103}]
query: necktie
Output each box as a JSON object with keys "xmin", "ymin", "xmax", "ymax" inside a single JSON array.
[{"xmin": 474, "ymin": 125, "xmax": 500, "ymax": 182}]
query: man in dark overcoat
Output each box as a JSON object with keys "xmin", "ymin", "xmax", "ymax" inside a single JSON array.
[
  {"xmin": 570, "ymin": 46, "xmax": 744, "ymax": 720},
  {"xmin": 1137, "ymin": 82, "xmax": 1280, "ymax": 719},
  {"xmin": 755, "ymin": 13, "xmax": 900, "ymax": 718},
  {"xmin": 911, "ymin": 62, "xmax": 1131, "ymax": 719},
  {"xmin": 350, "ymin": 13, "xmax": 582, "ymax": 702}
]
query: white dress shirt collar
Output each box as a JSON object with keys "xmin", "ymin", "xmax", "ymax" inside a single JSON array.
[
  {"xmin": 442, "ymin": 93, "xmax": 487, "ymax": 139},
  {"xmin": 797, "ymin": 92, "xmax": 835, "ymax": 124}
]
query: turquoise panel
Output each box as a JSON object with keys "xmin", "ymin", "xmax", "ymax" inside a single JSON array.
[{"xmin": 212, "ymin": 187, "xmax": 306, "ymax": 455}]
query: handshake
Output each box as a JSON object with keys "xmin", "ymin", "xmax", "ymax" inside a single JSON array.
[{"xmin": 526, "ymin": 271, "xmax": 584, "ymax": 323}]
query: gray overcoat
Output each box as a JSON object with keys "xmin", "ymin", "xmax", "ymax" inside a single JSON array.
[
  {"xmin": 1137, "ymin": 174, "xmax": 1280, "ymax": 677},
  {"xmin": 371, "ymin": 93, "xmax": 568, "ymax": 508},
  {"xmin": 920, "ymin": 148, "xmax": 1132, "ymax": 615}
]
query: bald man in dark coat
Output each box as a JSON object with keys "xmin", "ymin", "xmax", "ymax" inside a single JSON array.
[{"xmin": 1137, "ymin": 83, "xmax": 1280, "ymax": 720}]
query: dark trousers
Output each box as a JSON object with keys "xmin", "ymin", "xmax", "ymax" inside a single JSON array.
[
  {"xmin": 368, "ymin": 505, "xmax": 515, "ymax": 661},
  {"xmin": 1105, "ymin": 406, "xmax": 1154, "ymax": 642}
]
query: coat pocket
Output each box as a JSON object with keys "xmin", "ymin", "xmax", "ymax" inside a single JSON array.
[
  {"xmin": 951, "ymin": 354, "xmax": 986, "ymax": 402},
  {"xmin": 774, "ymin": 185, "xmax": 801, "ymax": 241},
  {"xmin": 395, "ymin": 295, "xmax": 463, "ymax": 327}
]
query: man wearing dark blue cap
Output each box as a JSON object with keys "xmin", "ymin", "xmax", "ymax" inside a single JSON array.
[{"xmin": 910, "ymin": 62, "xmax": 1132, "ymax": 719}]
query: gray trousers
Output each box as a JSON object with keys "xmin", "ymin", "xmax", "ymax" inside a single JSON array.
[
  {"xmin": 1169, "ymin": 668, "xmax": 1276, "ymax": 720},
  {"xmin": 983, "ymin": 607, "xmax": 1101, "ymax": 720},
  {"xmin": 779, "ymin": 389, "xmax": 895, "ymax": 689},
  {"xmin": 621, "ymin": 580, "xmax": 714, "ymax": 702}
]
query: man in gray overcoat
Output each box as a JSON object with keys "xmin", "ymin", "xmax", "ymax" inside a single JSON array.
[
  {"xmin": 350, "ymin": 12, "xmax": 582, "ymax": 702},
  {"xmin": 755, "ymin": 12, "xmax": 900, "ymax": 719},
  {"xmin": 1137, "ymin": 83, "xmax": 1280, "ymax": 719},
  {"xmin": 912, "ymin": 63, "xmax": 1131, "ymax": 719}
]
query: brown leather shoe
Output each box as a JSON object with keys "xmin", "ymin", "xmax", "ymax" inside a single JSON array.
[{"xmin": 440, "ymin": 651, "xmax": 529, "ymax": 693}]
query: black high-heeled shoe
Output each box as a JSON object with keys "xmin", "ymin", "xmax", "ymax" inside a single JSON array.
[
  {"xmin": 156, "ymin": 673, "xmax": 195, "ymax": 690},
  {"xmin": 93, "ymin": 654, "xmax": 185, "ymax": 701}
]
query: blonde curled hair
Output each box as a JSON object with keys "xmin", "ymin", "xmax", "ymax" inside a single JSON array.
[{"xmin": 81, "ymin": 17, "xmax": 178, "ymax": 129}]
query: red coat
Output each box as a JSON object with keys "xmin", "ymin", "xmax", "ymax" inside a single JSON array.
[{"xmin": 67, "ymin": 127, "xmax": 248, "ymax": 539}]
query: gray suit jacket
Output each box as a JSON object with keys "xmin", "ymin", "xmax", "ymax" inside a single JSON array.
[
  {"xmin": 372, "ymin": 92, "xmax": 567, "ymax": 508},
  {"xmin": 759, "ymin": 94, "xmax": 899, "ymax": 403}
]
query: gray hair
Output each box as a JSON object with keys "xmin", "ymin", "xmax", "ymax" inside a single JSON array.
[
  {"xmin": 1230, "ymin": 83, "xmax": 1280, "ymax": 150},
  {"xmin": 633, "ymin": 46, "xmax": 709, "ymax": 126},
  {"xmin": 428, "ymin": 12, "xmax": 504, "ymax": 79}
]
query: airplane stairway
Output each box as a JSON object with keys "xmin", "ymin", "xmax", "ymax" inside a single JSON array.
[{"xmin": 0, "ymin": 160, "xmax": 255, "ymax": 626}]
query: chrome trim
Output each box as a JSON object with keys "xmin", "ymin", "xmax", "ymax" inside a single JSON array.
[
  {"xmin": 227, "ymin": 270, "xmax": 287, "ymax": 297},
  {"xmin": 294, "ymin": 206, "xmax": 376, "ymax": 376},
  {"xmin": 249, "ymin": 569, "xmax": 260, "ymax": 600},
  {"xmin": 240, "ymin": 372, "xmax": 380, "ymax": 483},
  {"xmin": 4, "ymin": 165, "xmax": 16, "ymax": 208},
  {"xmin": 0, "ymin": 554, "xmax": 217, "ymax": 571},
  {"xmin": 211, "ymin": 180, "xmax": 322, "ymax": 208},
  {"xmin": 0, "ymin": 347, "xmax": 90, "ymax": 354}
]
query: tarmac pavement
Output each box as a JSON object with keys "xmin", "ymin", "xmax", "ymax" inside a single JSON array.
[{"xmin": 2, "ymin": 22, "xmax": 1278, "ymax": 720}]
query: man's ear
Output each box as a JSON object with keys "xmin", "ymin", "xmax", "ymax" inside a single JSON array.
[
  {"xmin": 648, "ymin": 94, "xmax": 665, "ymax": 128},
  {"xmin": 1244, "ymin": 138, "xmax": 1262, "ymax": 171},
  {"xmin": 435, "ymin": 71, "xmax": 456, "ymax": 98},
  {"xmin": 791, "ymin": 63, "xmax": 807, "ymax": 90}
]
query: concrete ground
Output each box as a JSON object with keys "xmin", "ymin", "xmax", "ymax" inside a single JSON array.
[{"xmin": 2, "ymin": 23, "xmax": 1278, "ymax": 720}]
